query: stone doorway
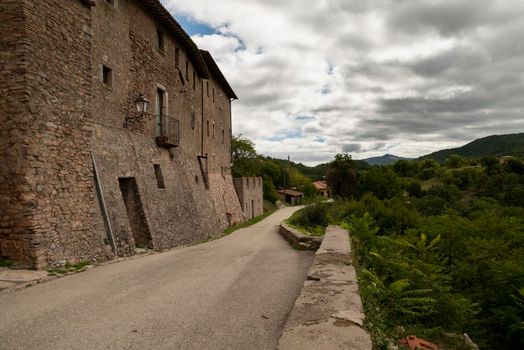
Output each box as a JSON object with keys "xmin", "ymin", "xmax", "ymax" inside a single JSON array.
[{"xmin": 118, "ymin": 177, "xmax": 153, "ymax": 250}]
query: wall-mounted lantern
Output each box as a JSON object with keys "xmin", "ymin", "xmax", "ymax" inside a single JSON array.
[
  {"xmin": 124, "ymin": 93, "xmax": 150, "ymax": 128},
  {"xmin": 135, "ymin": 93, "xmax": 149, "ymax": 114}
]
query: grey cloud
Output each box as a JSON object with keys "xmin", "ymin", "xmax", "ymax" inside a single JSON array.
[
  {"xmin": 388, "ymin": 0, "xmax": 494, "ymax": 36},
  {"xmin": 173, "ymin": 0, "xmax": 524, "ymax": 164},
  {"xmin": 342, "ymin": 143, "xmax": 362, "ymax": 153}
]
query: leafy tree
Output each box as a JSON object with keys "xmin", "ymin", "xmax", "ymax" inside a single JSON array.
[
  {"xmin": 481, "ymin": 156, "xmax": 501, "ymax": 175},
  {"xmin": 504, "ymin": 158, "xmax": 524, "ymax": 175},
  {"xmin": 393, "ymin": 160, "xmax": 419, "ymax": 177},
  {"xmin": 231, "ymin": 135, "xmax": 256, "ymax": 162},
  {"xmin": 358, "ymin": 167, "xmax": 402, "ymax": 200},
  {"xmin": 445, "ymin": 154, "xmax": 467, "ymax": 168},
  {"xmin": 289, "ymin": 169, "xmax": 316, "ymax": 197},
  {"xmin": 405, "ymin": 179, "xmax": 422, "ymax": 198},
  {"xmin": 326, "ymin": 153, "xmax": 357, "ymax": 199}
]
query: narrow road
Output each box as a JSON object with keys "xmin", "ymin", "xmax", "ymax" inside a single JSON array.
[{"xmin": 0, "ymin": 207, "xmax": 313, "ymax": 350}]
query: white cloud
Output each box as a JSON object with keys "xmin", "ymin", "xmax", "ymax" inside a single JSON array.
[{"xmin": 164, "ymin": 0, "xmax": 524, "ymax": 165}]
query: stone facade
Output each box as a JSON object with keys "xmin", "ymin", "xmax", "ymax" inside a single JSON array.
[
  {"xmin": 234, "ymin": 177, "xmax": 264, "ymax": 220},
  {"xmin": 0, "ymin": 0, "xmax": 244, "ymax": 268}
]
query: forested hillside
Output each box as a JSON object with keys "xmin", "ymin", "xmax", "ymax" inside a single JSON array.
[
  {"xmin": 287, "ymin": 154, "xmax": 524, "ymax": 349},
  {"xmin": 422, "ymin": 133, "xmax": 524, "ymax": 163}
]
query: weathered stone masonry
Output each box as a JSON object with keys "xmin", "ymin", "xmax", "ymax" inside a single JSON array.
[
  {"xmin": 0, "ymin": 0, "xmax": 248, "ymax": 268},
  {"xmin": 234, "ymin": 177, "xmax": 264, "ymax": 220}
]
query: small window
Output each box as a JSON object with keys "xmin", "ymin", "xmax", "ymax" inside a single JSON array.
[
  {"xmin": 102, "ymin": 65, "xmax": 112, "ymax": 87},
  {"xmin": 222, "ymin": 129, "xmax": 225, "ymax": 144},
  {"xmin": 212, "ymin": 123, "xmax": 215, "ymax": 139},
  {"xmin": 154, "ymin": 164, "xmax": 165, "ymax": 189},
  {"xmin": 206, "ymin": 120, "xmax": 210, "ymax": 137},
  {"xmin": 185, "ymin": 60, "xmax": 189, "ymax": 80},
  {"xmin": 175, "ymin": 47, "xmax": 180, "ymax": 68},
  {"xmin": 157, "ymin": 30, "xmax": 165, "ymax": 52},
  {"xmin": 206, "ymin": 81, "xmax": 209, "ymax": 97},
  {"xmin": 191, "ymin": 111, "xmax": 195, "ymax": 130}
]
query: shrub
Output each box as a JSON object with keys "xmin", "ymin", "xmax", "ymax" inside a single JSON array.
[{"xmin": 288, "ymin": 203, "xmax": 329, "ymax": 234}]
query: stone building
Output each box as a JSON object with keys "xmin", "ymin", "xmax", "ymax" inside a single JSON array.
[
  {"xmin": 0, "ymin": 0, "xmax": 249, "ymax": 268},
  {"xmin": 313, "ymin": 181, "xmax": 330, "ymax": 198},
  {"xmin": 234, "ymin": 177, "xmax": 264, "ymax": 220},
  {"xmin": 277, "ymin": 189, "xmax": 304, "ymax": 205}
]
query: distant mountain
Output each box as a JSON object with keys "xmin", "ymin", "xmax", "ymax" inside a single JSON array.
[
  {"xmin": 362, "ymin": 154, "xmax": 413, "ymax": 166},
  {"xmin": 421, "ymin": 133, "xmax": 524, "ymax": 163}
]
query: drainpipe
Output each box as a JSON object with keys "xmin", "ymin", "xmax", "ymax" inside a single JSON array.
[
  {"xmin": 229, "ymin": 98, "xmax": 233, "ymax": 167},
  {"xmin": 201, "ymin": 77, "xmax": 204, "ymax": 156},
  {"xmin": 91, "ymin": 151, "xmax": 117, "ymax": 255}
]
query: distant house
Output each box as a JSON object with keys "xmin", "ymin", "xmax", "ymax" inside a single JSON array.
[
  {"xmin": 313, "ymin": 181, "xmax": 330, "ymax": 198},
  {"xmin": 277, "ymin": 189, "xmax": 304, "ymax": 205}
]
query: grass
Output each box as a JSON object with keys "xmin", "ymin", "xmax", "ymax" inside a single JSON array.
[
  {"xmin": 223, "ymin": 210, "xmax": 274, "ymax": 235},
  {"xmin": 47, "ymin": 261, "xmax": 91, "ymax": 276},
  {"xmin": 0, "ymin": 258, "xmax": 13, "ymax": 268},
  {"xmin": 285, "ymin": 221, "xmax": 325, "ymax": 236}
]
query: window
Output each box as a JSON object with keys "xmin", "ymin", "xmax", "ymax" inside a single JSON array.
[
  {"xmin": 155, "ymin": 88, "xmax": 166, "ymax": 136},
  {"xmin": 102, "ymin": 65, "xmax": 112, "ymax": 87},
  {"xmin": 175, "ymin": 47, "xmax": 180, "ymax": 68},
  {"xmin": 156, "ymin": 30, "xmax": 165, "ymax": 53},
  {"xmin": 154, "ymin": 164, "xmax": 165, "ymax": 189},
  {"xmin": 212, "ymin": 123, "xmax": 215, "ymax": 139},
  {"xmin": 191, "ymin": 111, "xmax": 195, "ymax": 130},
  {"xmin": 185, "ymin": 60, "xmax": 189, "ymax": 81},
  {"xmin": 206, "ymin": 120, "xmax": 210, "ymax": 137},
  {"xmin": 206, "ymin": 81, "xmax": 209, "ymax": 97},
  {"xmin": 222, "ymin": 129, "xmax": 225, "ymax": 144}
]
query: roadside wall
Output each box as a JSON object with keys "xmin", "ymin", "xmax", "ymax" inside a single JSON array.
[{"xmin": 278, "ymin": 226, "xmax": 372, "ymax": 350}]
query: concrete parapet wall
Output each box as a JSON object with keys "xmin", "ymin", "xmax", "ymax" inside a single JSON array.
[
  {"xmin": 278, "ymin": 226, "xmax": 372, "ymax": 350},
  {"xmin": 279, "ymin": 222, "xmax": 322, "ymax": 251}
]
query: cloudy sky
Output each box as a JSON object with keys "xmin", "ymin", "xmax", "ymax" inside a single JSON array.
[{"xmin": 164, "ymin": 0, "xmax": 524, "ymax": 165}]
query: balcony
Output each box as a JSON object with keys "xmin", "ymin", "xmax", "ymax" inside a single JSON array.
[{"xmin": 156, "ymin": 115, "xmax": 180, "ymax": 148}]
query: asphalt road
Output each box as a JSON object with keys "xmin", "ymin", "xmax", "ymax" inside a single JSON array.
[{"xmin": 0, "ymin": 207, "xmax": 314, "ymax": 350}]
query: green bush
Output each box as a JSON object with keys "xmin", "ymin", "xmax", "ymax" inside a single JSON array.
[{"xmin": 287, "ymin": 203, "xmax": 329, "ymax": 236}]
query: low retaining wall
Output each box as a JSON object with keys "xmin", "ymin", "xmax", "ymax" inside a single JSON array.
[
  {"xmin": 279, "ymin": 222, "xmax": 322, "ymax": 250},
  {"xmin": 278, "ymin": 225, "xmax": 372, "ymax": 350}
]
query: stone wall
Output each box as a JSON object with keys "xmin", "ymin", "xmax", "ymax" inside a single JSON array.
[
  {"xmin": 278, "ymin": 226, "xmax": 372, "ymax": 350},
  {"xmin": 0, "ymin": 0, "xmax": 112, "ymax": 268},
  {"xmin": 0, "ymin": 0, "xmax": 32, "ymax": 265},
  {"xmin": 0, "ymin": 0, "xmax": 245, "ymax": 268},
  {"xmin": 234, "ymin": 177, "xmax": 264, "ymax": 220}
]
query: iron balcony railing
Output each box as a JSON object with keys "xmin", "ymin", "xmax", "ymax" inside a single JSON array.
[{"xmin": 155, "ymin": 114, "xmax": 180, "ymax": 148}]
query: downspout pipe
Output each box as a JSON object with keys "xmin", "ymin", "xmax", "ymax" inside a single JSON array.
[
  {"xmin": 201, "ymin": 78, "xmax": 205, "ymax": 156},
  {"xmin": 92, "ymin": 152, "xmax": 117, "ymax": 255}
]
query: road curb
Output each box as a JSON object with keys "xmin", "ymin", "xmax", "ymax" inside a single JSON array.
[
  {"xmin": 279, "ymin": 222, "xmax": 322, "ymax": 250},
  {"xmin": 278, "ymin": 225, "xmax": 373, "ymax": 350}
]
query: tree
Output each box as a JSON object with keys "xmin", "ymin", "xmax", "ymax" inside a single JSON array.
[
  {"xmin": 231, "ymin": 135, "xmax": 256, "ymax": 163},
  {"xmin": 358, "ymin": 167, "xmax": 402, "ymax": 200},
  {"xmin": 326, "ymin": 154, "xmax": 357, "ymax": 199},
  {"xmin": 231, "ymin": 135, "xmax": 258, "ymax": 178},
  {"xmin": 393, "ymin": 160, "xmax": 419, "ymax": 177},
  {"xmin": 445, "ymin": 154, "xmax": 467, "ymax": 169}
]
